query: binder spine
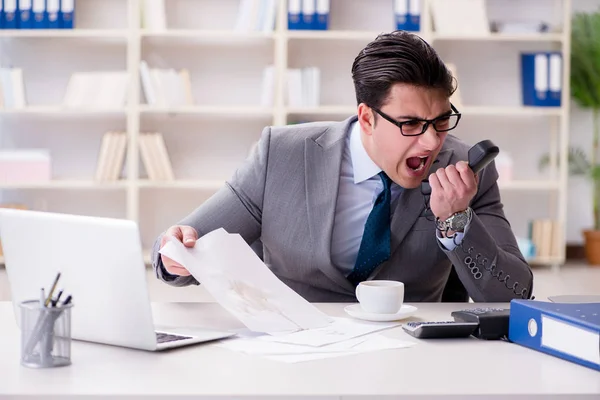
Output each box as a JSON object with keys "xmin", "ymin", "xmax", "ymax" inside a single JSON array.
[
  {"xmin": 407, "ymin": 0, "xmax": 420, "ymax": 32},
  {"xmin": 32, "ymin": 0, "xmax": 46, "ymax": 29},
  {"xmin": 301, "ymin": 0, "xmax": 315, "ymax": 30},
  {"xmin": 46, "ymin": 0, "xmax": 60, "ymax": 29},
  {"xmin": 18, "ymin": 0, "xmax": 33, "ymax": 29},
  {"xmin": 4, "ymin": 0, "xmax": 18, "ymax": 29},
  {"xmin": 287, "ymin": 0, "xmax": 302, "ymax": 30},
  {"xmin": 521, "ymin": 52, "xmax": 562, "ymax": 107},
  {"xmin": 315, "ymin": 0, "xmax": 328, "ymax": 30},
  {"xmin": 60, "ymin": 0, "xmax": 74, "ymax": 29}
]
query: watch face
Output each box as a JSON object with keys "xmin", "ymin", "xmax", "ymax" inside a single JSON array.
[{"xmin": 450, "ymin": 212, "xmax": 469, "ymax": 230}]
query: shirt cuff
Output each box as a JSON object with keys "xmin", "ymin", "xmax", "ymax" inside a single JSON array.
[{"xmin": 436, "ymin": 220, "xmax": 471, "ymax": 251}]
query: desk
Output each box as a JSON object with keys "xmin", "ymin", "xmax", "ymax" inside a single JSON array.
[{"xmin": 0, "ymin": 301, "xmax": 598, "ymax": 399}]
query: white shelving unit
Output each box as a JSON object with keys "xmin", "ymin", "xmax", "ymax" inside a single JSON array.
[{"xmin": 0, "ymin": 0, "xmax": 572, "ymax": 267}]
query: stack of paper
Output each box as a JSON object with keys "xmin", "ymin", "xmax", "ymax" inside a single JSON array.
[
  {"xmin": 159, "ymin": 228, "xmax": 416, "ymax": 362},
  {"xmin": 218, "ymin": 330, "xmax": 415, "ymax": 363}
]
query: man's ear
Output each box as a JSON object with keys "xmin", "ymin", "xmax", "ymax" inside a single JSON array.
[{"xmin": 357, "ymin": 103, "xmax": 375, "ymax": 136}]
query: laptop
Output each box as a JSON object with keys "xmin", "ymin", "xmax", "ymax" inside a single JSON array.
[{"xmin": 0, "ymin": 208, "xmax": 235, "ymax": 351}]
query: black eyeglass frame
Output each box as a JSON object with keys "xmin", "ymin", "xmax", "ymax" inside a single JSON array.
[{"xmin": 371, "ymin": 103, "xmax": 462, "ymax": 136}]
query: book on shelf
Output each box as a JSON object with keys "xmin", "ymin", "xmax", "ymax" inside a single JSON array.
[
  {"xmin": 528, "ymin": 219, "xmax": 562, "ymax": 259},
  {"xmin": 288, "ymin": 0, "xmax": 330, "ymax": 30},
  {"xmin": 0, "ymin": 149, "xmax": 51, "ymax": 183},
  {"xmin": 63, "ymin": 71, "xmax": 129, "ymax": 109},
  {"xmin": 235, "ymin": 0, "xmax": 277, "ymax": 33},
  {"xmin": 139, "ymin": 132, "xmax": 175, "ymax": 181},
  {"xmin": 286, "ymin": 67, "xmax": 320, "ymax": 107},
  {"xmin": 140, "ymin": 61, "xmax": 194, "ymax": 108},
  {"xmin": 429, "ymin": 0, "xmax": 490, "ymax": 36},
  {"xmin": 141, "ymin": 0, "xmax": 166, "ymax": 31},
  {"xmin": 494, "ymin": 152, "xmax": 513, "ymax": 183},
  {"xmin": 95, "ymin": 131, "xmax": 127, "ymax": 182},
  {"xmin": 445, "ymin": 63, "xmax": 462, "ymax": 107},
  {"xmin": 0, "ymin": 67, "xmax": 27, "ymax": 109},
  {"xmin": 261, "ymin": 65, "xmax": 275, "ymax": 107}
]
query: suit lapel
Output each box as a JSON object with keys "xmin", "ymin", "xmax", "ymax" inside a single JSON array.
[
  {"xmin": 373, "ymin": 148, "xmax": 454, "ymax": 277},
  {"xmin": 305, "ymin": 118, "xmax": 356, "ymax": 294}
]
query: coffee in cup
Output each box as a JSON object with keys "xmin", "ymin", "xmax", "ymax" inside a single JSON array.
[{"xmin": 355, "ymin": 280, "xmax": 404, "ymax": 314}]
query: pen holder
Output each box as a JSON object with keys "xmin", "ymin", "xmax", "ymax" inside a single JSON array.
[{"xmin": 19, "ymin": 300, "xmax": 73, "ymax": 368}]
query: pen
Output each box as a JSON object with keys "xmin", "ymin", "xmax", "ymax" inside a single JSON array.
[
  {"xmin": 44, "ymin": 272, "xmax": 61, "ymax": 307},
  {"xmin": 40, "ymin": 288, "xmax": 45, "ymax": 308},
  {"xmin": 51, "ymin": 289, "xmax": 63, "ymax": 308},
  {"xmin": 61, "ymin": 295, "xmax": 72, "ymax": 307}
]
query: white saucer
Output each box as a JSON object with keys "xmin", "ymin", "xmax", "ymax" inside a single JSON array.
[{"xmin": 344, "ymin": 304, "xmax": 418, "ymax": 322}]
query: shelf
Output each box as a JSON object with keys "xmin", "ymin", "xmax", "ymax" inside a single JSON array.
[
  {"xmin": 137, "ymin": 180, "xmax": 224, "ymax": 190},
  {"xmin": 498, "ymin": 181, "xmax": 560, "ymax": 191},
  {"xmin": 0, "ymin": 181, "xmax": 129, "ymax": 189},
  {"xmin": 286, "ymin": 30, "xmax": 383, "ymax": 41},
  {"xmin": 431, "ymin": 32, "xmax": 564, "ymax": 42},
  {"xmin": 0, "ymin": 106, "xmax": 127, "ymax": 116},
  {"xmin": 141, "ymin": 29, "xmax": 275, "ymax": 43},
  {"xmin": 139, "ymin": 105, "xmax": 274, "ymax": 118},
  {"xmin": 460, "ymin": 106, "xmax": 563, "ymax": 117},
  {"xmin": 286, "ymin": 106, "xmax": 357, "ymax": 116},
  {"xmin": 0, "ymin": 29, "xmax": 129, "ymax": 38}
]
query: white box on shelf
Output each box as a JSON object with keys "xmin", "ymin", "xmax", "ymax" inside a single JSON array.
[{"xmin": 0, "ymin": 150, "xmax": 51, "ymax": 183}]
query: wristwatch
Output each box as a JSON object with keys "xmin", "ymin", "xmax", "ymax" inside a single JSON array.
[{"xmin": 436, "ymin": 208, "xmax": 473, "ymax": 233}]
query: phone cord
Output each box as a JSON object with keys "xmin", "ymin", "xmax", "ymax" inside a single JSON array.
[{"xmin": 421, "ymin": 189, "xmax": 533, "ymax": 300}]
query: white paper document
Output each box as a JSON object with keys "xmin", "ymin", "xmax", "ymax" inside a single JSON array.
[
  {"xmin": 217, "ymin": 333, "xmax": 416, "ymax": 363},
  {"xmin": 257, "ymin": 317, "xmax": 402, "ymax": 347},
  {"xmin": 159, "ymin": 228, "xmax": 333, "ymax": 334}
]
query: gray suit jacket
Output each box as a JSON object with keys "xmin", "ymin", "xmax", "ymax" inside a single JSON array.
[{"xmin": 152, "ymin": 116, "xmax": 534, "ymax": 302}]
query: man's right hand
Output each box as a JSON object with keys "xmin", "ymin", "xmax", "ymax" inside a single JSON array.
[{"xmin": 159, "ymin": 225, "xmax": 198, "ymax": 277}]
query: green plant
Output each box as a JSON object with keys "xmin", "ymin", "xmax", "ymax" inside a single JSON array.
[{"xmin": 540, "ymin": 11, "xmax": 600, "ymax": 230}]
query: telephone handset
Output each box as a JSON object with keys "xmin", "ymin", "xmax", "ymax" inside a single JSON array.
[
  {"xmin": 468, "ymin": 140, "xmax": 499, "ymax": 174},
  {"xmin": 421, "ymin": 139, "xmax": 500, "ymax": 195},
  {"xmin": 419, "ymin": 139, "xmax": 530, "ymax": 300}
]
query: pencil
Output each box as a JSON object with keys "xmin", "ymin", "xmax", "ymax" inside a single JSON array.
[{"xmin": 44, "ymin": 272, "xmax": 61, "ymax": 307}]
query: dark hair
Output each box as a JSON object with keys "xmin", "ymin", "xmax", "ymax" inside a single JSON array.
[{"xmin": 351, "ymin": 30, "xmax": 456, "ymax": 109}]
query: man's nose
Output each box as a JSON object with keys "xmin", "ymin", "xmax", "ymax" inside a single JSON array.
[{"xmin": 419, "ymin": 124, "xmax": 441, "ymax": 150}]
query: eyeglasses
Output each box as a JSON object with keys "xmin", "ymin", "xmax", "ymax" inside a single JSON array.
[{"xmin": 371, "ymin": 104, "xmax": 462, "ymax": 136}]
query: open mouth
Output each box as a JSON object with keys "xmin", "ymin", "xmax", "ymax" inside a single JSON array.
[{"xmin": 406, "ymin": 155, "xmax": 429, "ymax": 173}]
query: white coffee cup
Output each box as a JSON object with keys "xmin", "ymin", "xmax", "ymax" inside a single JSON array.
[{"xmin": 355, "ymin": 280, "xmax": 404, "ymax": 314}]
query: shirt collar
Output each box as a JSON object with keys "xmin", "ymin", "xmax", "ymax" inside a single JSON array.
[{"xmin": 349, "ymin": 121, "xmax": 382, "ymax": 184}]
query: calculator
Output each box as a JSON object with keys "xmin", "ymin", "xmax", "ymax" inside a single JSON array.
[{"xmin": 402, "ymin": 321, "xmax": 479, "ymax": 339}]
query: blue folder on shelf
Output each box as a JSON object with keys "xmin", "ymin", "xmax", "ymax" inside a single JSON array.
[
  {"xmin": 288, "ymin": 0, "xmax": 302, "ymax": 30},
  {"xmin": 18, "ymin": 0, "xmax": 33, "ymax": 29},
  {"xmin": 394, "ymin": 0, "xmax": 420, "ymax": 32},
  {"xmin": 3, "ymin": 0, "xmax": 18, "ymax": 29},
  {"xmin": 521, "ymin": 52, "xmax": 562, "ymax": 107},
  {"xmin": 508, "ymin": 299, "xmax": 600, "ymax": 371},
  {"xmin": 32, "ymin": 0, "xmax": 47, "ymax": 29}
]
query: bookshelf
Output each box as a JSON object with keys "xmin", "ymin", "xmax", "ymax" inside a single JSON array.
[{"xmin": 0, "ymin": 0, "xmax": 575, "ymax": 268}]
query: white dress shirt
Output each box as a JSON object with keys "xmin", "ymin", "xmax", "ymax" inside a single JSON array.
[{"xmin": 330, "ymin": 121, "xmax": 467, "ymax": 277}]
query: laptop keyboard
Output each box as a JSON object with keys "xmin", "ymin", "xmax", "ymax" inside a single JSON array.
[{"xmin": 156, "ymin": 331, "xmax": 193, "ymax": 344}]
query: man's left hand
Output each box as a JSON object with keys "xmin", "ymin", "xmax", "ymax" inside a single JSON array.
[{"xmin": 428, "ymin": 161, "xmax": 478, "ymax": 221}]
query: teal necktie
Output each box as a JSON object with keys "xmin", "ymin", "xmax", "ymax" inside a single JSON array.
[{"xmin": 348, "ymin": 171, "xmax": 392, "ymax": 286}]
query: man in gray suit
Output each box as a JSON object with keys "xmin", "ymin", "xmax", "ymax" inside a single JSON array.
[{"xmin": 151, "ymin": 30, "xmax": 533, "ymax": 303}]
